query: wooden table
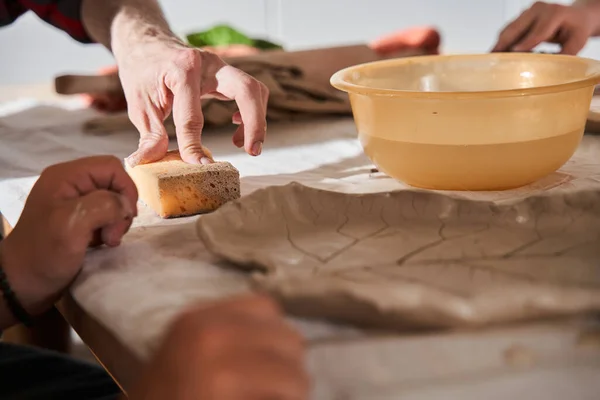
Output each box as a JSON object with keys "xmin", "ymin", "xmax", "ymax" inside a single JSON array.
[{"xmin": 1, "ymin": 83, "xmax": 600, "ymax": 399}]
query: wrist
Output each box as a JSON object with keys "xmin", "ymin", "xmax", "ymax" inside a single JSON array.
[
  {"xmin": 81, "ymin": 0, "xmax": 182, "ymax": 59},
  {"xmin": 108, "ymin": 3, "xmax": 182, "ymax": 61},
  {"xmin": 0, "ymin": 238, "xmax": 53, "ymax": 318}
]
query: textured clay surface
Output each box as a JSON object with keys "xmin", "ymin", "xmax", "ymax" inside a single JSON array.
[{"xmin": 197, "ymin": 183, "xmax": 600, "ymax": 330}]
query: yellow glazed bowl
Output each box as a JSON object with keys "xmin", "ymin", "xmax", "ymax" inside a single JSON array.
[{"xmin": 330, "ymin": 53, "xmax": 600, "ymax": 191}]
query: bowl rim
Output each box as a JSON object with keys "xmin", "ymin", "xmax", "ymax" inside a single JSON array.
[{"xmin": 330, "ymin": 52, "xmax": 600, "ymax": 99}]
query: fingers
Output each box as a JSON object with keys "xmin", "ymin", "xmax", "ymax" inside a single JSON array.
[
  {"xmin": 171, "ymin": 77, "xmax": 212, "ymax": 165},
  {"xmin": 369, "ymin": 27, "xmax": 441, "ymax": 55},
  {"xmin": 125, "ymin": 98, "xmax": 170, "ymax": 167},
  {"xmin": 560, "ymin": 31, "xmax": 589, "ymax": 55},
  {"xmin": 492, "ymin": 8, "xmax": 537, "ymax": 52},
  {"xmin": 170, "ymin": 294, "xmax": 309, "ymax": 400},
  {"xmin": 208, "ymin": 351, "xmax": 309, "ymax": 399},
  {"xmin": 180, "ymin": 293, "xmax": 282, "ymax": 324},
  {"xmin": 41, "ymin": 156, "xmax": 138, "ymax": 215},
  {"xmin": 175, "ymin": 295, "xmax": 302, "ymax": 362},
  {"xmin": 231, "ymin": 111, "xmax": 243, "ymax": 148},
  {"xmin": 164, "ymin": 49, "xmax": 213, "ymax": 165},
  {"xmin": 510, "ymin": 12, "xmax": 562, "ymax": 52},
  {"xmin": 492, "ymin": 2, "xmax": 587, "ymax": 54},
  {"xmin": 62, "ymin": 190, "xmax": 134, "ymax": 248},
  {"xmin": 215, "ymin": 64, "xmax": 268, "ymax": 156}
]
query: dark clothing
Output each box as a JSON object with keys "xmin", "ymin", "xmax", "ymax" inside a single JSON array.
[
  {"xmin": 0, "ymin": 0, "xmax": 92, "ymax": 42},
  {"xmin": 0, "ymin": 342, "xmax": 121, "ymax": 400}
]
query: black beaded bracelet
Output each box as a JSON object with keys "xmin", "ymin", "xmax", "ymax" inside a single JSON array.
[{"xmin": 0, "ymin": 265, "xmax": 33, "ymax": 328}]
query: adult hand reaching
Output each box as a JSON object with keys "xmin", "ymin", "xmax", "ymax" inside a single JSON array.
[
  {"xmin": 81, "ymin": 0, "xmax": 269, "ymax": 167},
  {"xmin": 118, "ymin": 40, "xmax": 269, "ymax": 167},
  {"xmin": 492, "ymin": 1, "xmax": 600, "ymax": 55}
]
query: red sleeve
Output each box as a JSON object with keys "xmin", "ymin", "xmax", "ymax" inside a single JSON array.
[{"xmin": 19, "ymin": 0, "xmax": 93, "ymax": 43}]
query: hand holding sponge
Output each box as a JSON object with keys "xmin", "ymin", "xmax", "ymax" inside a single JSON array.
[{"xmin": 125, "ymin": 148, "xmax": 240, "ymax": 218}]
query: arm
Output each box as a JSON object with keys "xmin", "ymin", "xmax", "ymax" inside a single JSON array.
[
  {"xmin": 80, "ymin": 0, "xmax": 179, "ymax": 56},
  {"xmin": 25, "ymin": 0, "xmax": 268, "ymax": 167}
]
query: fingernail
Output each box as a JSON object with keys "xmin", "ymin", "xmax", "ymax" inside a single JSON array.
[
  {"xmin": 251, "ymin": 141, "xmax": 263, "ymax": 156},
  {"xmin": 200, "ymin": 157, "xmax": 213, "ymax": 165}
]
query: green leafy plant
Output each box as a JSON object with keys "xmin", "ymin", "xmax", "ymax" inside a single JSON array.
[{"xmin": 186, "ymin": 24, "xmax": 283, "ymax": 50}]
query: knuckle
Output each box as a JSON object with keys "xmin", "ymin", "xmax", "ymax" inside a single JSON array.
[
  {"xmin": 178, "ymin": 118, "xmax": 204, "ymax": 134},
  {"xmin": 532, "ymin": 1, "xmax": 547, "ymax": 9},
  {"xmin": 40, "ymin": 162, "xmax": 64, "ymax": 181},
  {"xmin": 173, "ymin": 48, "xmax": 200, "ymax": 77},
  {"xmin": 237, "ymin": 75, "xmax": 261, "ymax": 95},
  {"xmin": 141, "ymin": 131, "xmax": 167, "ymax": 144},
  {"xmin": 247, "ymin": 77, "xmax": 262, "ymax": 92},
  {"xmin": 546, "ymin": 3, "xmax": 564, "ymax": 14}
]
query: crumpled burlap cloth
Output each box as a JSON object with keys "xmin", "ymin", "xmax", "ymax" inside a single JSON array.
[
  {"xmin": 201, "ymin": 58, "xmax": 353, "ymax": 125},
  {"xmin": 80, "ymin": 58, "xmax": 352, "ymax": 134},
  {"xmin": 54, "ymin": 44, "xmax": 427, "ymax": 135}
]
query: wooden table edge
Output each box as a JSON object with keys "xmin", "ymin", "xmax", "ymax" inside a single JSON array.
[
  {"xmin": 57, "ymin": 294, "xmax": 142, "ymax": 395},
  {"xmin": 2, "ymin": 213, "xmax": 139, "ymax": 395}
]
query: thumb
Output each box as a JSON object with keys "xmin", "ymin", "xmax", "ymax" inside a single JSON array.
[{"xmin": 67, "ymin": 190, "xmax": 135, "ymax": 248}]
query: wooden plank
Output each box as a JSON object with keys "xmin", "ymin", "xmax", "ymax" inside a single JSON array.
[{"xmin": 57, "ymin": 295, "xmax": 142, "ymax": 395}]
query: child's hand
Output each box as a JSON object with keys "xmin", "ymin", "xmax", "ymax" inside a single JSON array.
[{"xmin": 0, "ymin": 156, "xmax": 138, "ymax": 317}]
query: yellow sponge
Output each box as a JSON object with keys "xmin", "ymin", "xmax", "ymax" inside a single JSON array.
[{"xmin": 125, "ymin": 150, "xmax": 241, "ymax": 218}]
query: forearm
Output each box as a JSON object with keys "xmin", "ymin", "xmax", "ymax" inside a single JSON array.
[{"xmin": 81, "ymin": 0, "xmax": 180, "ymax": 59}]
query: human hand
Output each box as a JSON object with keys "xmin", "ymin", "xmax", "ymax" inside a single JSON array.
[
  {"xmin": 0, "ymin": 156, "xmax": 137, "ymax": 316},
  {"xmin": 369, "ymin": 26, "xmax": 441, "ymax": 57},
  {"xmin": 81, "ymin": 65, "xmax": 127, "ymax": 113},
  {"xmin": 83, "ymin": 46, "xmax": 260, "ymax": 114},
  {"xmin": 128, "ymin": 294, "xmax": 309, "ymax": 400},
  {"xmin": 116, "ymin": 37, "xmax": 269, "ymax": 167},
  {"xmin": 492, "ymin": 1, "xmax": 600, "ymax": 55}
]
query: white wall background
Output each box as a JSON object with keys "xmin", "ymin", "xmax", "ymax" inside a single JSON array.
[{"xmin": 1, "ymin": 0, "xmax": 600, "ymax": 85}]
